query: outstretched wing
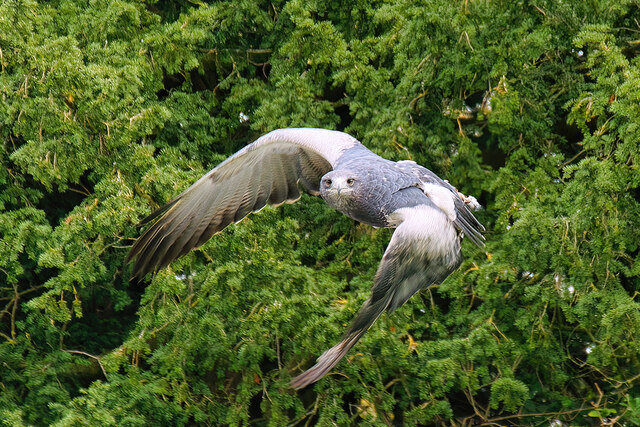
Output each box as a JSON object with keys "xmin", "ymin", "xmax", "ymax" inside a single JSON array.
[
  {"xmin": 290, "ymin": 198, "xmax": 462, "ymax": 389},
  {"xmin": 128, "ymin": 128, "xmax": 361, "ymax": 279}
]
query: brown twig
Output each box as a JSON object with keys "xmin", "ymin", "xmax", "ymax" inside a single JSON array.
[
  {"xmin": 65, "ymin": 349, "xmax": 108, "ymax": 380},
  {"xmin": 479, "ymin": 406, "xmax": 588, "ymax": 425}
]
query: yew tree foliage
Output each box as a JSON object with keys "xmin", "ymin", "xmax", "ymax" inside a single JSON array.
[{"xmin": 1, "ymin": 0, "xmax": 639, "ymax": 425}]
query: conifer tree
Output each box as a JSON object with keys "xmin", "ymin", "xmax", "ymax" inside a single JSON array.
[{"xmin": 1, "ymin": 0, "xmax": 639, "ymax": 424}]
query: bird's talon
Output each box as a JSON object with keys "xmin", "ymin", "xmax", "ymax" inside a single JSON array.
[{"xmin": 457, "ymin": 191, "xmax": 470, "ymax": 203}]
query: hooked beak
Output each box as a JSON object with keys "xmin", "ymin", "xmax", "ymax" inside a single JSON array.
[
  {"xmin": 331, "ymin": 182, "xmax": 351, "ymax": 196},
  {"xmin": 323, "ymin": 178, "xmax": 352, "ymax": 198}
]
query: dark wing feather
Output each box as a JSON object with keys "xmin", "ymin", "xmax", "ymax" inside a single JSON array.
[
  {"xmin": 452, "ymin": 196, "xmax": 485, "ymax": 247},
  {"xmin": 127, "ymin": 128, "xmax": 360, "ymax": 279},
  {"xmin": 291, "ymin": 201, "xmax": 462, "ymax": 389}
]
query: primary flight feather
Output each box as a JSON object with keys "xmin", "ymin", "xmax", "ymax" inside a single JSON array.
[{"xmin": 127, "ymin": 128, "xmax": 485, "ymax": 389}]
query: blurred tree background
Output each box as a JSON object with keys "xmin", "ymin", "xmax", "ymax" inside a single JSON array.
[{"xmin": 1, "ymin": 0, "xmax": 639, "ymax": 425}]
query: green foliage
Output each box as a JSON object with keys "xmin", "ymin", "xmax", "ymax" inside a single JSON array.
[
  {"xmin": 1, "ymin": 0, "xmax": 639, "ymax": 425},
  {"xmin": 490, "ymin": 377, "xmax": 529, "ymax": 412}
]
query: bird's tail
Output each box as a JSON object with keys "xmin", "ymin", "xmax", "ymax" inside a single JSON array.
[{"xmin": 290, "ymin": 294, "xmax": 391, "ymax": 389}]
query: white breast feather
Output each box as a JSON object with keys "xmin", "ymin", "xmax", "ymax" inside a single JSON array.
[{"xmin": 389, "ymin": 205, "xmax": 457, "ymax": 258}]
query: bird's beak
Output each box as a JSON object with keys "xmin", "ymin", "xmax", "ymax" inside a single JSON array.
[{"xmin": 326, "ymin": 181, "xmax": 350, "ymax": 198}]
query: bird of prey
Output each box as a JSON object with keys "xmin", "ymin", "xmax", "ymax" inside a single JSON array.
[{"xmin": 127, "ymin": 128, "xmax": 485, "ymax": 389}]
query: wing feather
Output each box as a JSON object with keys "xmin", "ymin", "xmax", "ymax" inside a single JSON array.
[
  {"xmin": 267, "ymin": 154, "xmax": 290, "ymax": 205},
  {"xmin": 453, "ymin": 198, "xmax": 485, "ymax": 247},
  {"xmin": 128, "ymin": 128, "xmax": 360, "ymax": 279}
]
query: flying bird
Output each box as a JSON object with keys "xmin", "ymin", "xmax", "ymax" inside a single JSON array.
[{"xmin": 127, "ymin": 128, "xmax": 485, "ymax": 389}]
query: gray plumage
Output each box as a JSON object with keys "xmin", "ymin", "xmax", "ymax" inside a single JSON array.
[{"xmin": 126, "ymin": 128, "xmax": 485, "ymax": 389}]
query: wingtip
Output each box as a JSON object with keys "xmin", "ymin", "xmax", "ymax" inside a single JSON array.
[
  {"xmin": 128, "ymin": 256, "xmax": 162, "ymax": 282},
  {"xmin": 126, "ymin": 260, "xmax": 145, "ymax": 283},
  {"xmin": 125, "ymin": 244, "xmax": 160, "ymax": 282},
  {"xmin": 290, "ymin": 370, "xmax": 319, "ymax": 390},
  {"xmin": 125, "ymin": 242, "xmax": 147, "ymax": 281},
  {"xmin": 462, "ymin": 230, "xmax": 486, "ymax": 249},
  {"xmin": 290, "ymin": 345, "xmax": 347, "ymax": 389}
]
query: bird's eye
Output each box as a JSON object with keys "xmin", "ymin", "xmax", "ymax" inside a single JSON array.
[
  {"xmin": 346, "ymin": 178, "xmax": 355, "ymax": 186},
  {"xmin": 324, "ymin": 179, "xmax": 332, "ymax": 187}
]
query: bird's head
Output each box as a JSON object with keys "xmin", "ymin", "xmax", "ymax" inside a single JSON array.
[{"xmin": 319, "ymin": 170, "xmax": 360, "ymax": 208}]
